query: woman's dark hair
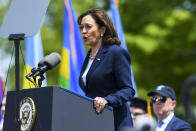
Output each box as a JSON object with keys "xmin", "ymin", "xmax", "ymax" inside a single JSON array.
[{"xmin": 77, "ymin": 8, "xmax": 121, "ymax": 45}]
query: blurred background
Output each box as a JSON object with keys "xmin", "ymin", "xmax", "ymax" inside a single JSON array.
[{"xmin": 0, "ymin": 0, "xmax": 196, "ymax": 129}]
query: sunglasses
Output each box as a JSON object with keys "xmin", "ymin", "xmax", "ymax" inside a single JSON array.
[{"xmin": 151, "ymin": 96, "xmax": 166, "ymax": 103}]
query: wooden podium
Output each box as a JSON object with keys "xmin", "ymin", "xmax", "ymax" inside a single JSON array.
[{"xmin": 3, "ymin": 86, "xmax": 114, "ymax": 131}]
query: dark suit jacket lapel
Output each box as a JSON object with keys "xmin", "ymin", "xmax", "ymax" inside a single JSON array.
[
  {"xmin": 165, "ymin": 115, "xmax": 176, "ymax": 131},
  {"xmin": 86, "ymin": 44, "xmax": 108, "ymax": 86}
]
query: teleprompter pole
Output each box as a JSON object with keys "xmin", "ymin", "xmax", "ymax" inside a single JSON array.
[{"xmin": 8, "ymin": 33, "xmax": 25, "ymax": 131}]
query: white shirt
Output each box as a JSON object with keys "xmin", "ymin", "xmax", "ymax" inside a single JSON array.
[
  {"xmin": 0, "ymin": 119, "xmax": 4, "ymax": 131},
  {"xmin": 82, "ymin": 59, "xmax": 94, "ymax": 86},
  {"xmin": 155, "ymin": 112, "xmax": 174, "ymax": 131}
]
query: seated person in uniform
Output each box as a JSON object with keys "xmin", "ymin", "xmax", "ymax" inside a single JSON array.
[
  {"xmin": 129, "ymin": 98, "xmax": 148, "ymax": 126},
  {"xmin": 148, "ymin": 85, "xmax": 192, "ymax": 131},
  {"xmin": 129, "ymin": 98, "xmax": 156, "ymax": 131}
]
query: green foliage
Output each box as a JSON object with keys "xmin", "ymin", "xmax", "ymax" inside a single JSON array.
[{"xmin": 121, "ymin": 0, "xmax": 196, "ymax": 127}]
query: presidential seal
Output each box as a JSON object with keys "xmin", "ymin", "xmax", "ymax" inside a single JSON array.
[{"xmin": 19, "ymin": 97, "xmax": 36, "ymax": 131}]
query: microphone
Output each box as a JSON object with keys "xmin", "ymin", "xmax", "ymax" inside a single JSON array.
[
  {"xmin": 34, "ymin": 52, "xmax": 61, "ymax": 77},
  {"xmin": 26, "ymin": 52, "xmax": 61, "ymax": 78},
  {"xmin": 134, "ymin": 115, "xmax": 156, "ymax": 131},
  {"xmin": 38, "ymin": 52, "xmax": 61, "ymax": 70}
]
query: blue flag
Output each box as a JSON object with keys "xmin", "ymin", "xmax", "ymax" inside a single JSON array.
[
  {"xmin": 23, "ymin": 32, "xmax": 47, "ymax": 88},
  {"xmin": 110, "ymin": 0, "xmax": 137, "ymax": 96},
  {"xmin": 0, "ymin": 76, "xmax": 4, "ymax": 126},
  {"xmin": 59, "ymin": 0, "xmax": 86, "ymax": 95}
]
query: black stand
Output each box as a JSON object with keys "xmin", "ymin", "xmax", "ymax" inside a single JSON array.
[
  {"xmin": 8, "ymin": 33, "xmax": 25, "ymax": 131},
  {"xmin": 38, "ymin": 74, "xmax": 45, "ymax": 87}
]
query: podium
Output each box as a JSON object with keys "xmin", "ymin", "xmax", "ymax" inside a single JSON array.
[{"xmin": 3, "ymin": 86, "xmax": 114, "ymax": 131}]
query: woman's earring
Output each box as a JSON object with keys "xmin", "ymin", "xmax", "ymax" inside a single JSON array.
[{"xmin": 101, "ymin": 34, "xmax": 103, "ymax": 37}]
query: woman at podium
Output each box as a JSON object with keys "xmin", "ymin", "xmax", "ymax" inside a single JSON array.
[{"xmin": 78, "ymin": 8, "xmax": 135, "ymax": 131}]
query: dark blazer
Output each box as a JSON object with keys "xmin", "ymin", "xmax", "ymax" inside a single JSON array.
[
  {"xmin": 79, "ymin": 44, "xmax": 135, "ymax": 131},
  {"xmin": 165, "ymin": 115, "xmax": 192, "ymax": 131}
]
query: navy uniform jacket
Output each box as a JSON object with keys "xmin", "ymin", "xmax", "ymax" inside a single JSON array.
[
  {"xmin": 165, "ymin": 115, "xmax": 192, "ymax": 131},
  {"xmin": 79, "ymin": 43, "xmax": 135, "ymax": 131}
]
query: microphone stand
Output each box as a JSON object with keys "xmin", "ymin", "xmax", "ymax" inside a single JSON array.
[
  {"xmin": 38, "ymin": 74, "xmax": 45, "ymax": 87},
  {"xmin": 26, "ymin": 67, "xmax": 46, "ymax": 88},
  {"xmin": 8, "ymin": 33, "xmax": 25, "ymax": 131}
]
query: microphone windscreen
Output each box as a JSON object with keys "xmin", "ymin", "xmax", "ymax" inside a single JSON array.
[
  {"xmin": 134, "ymin": 115, "xmax": 156, "ymax": 131},
  {"xmin": 38, "ymin": 52, "xmax": 61, "ymax": 69}
]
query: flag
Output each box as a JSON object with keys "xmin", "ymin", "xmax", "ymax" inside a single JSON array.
[
  {"xmin": 23, "ymin": 32, "xmax": 47, "ymax": 89},
  {"xmin": 110, "ymin": 0, "xmax": 137, "ymax": 96},
  {"xmin": 0, "ymin": 76, "xmax": 4, "ymax": 124},
  {"xmin": 59, "ymin": 0, "xmax": 86, "ymax": 95}
]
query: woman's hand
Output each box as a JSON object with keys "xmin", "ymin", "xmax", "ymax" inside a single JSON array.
[{"xmin": 94, "ymin": 97, "xmax": 108, "ymax": 113}]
